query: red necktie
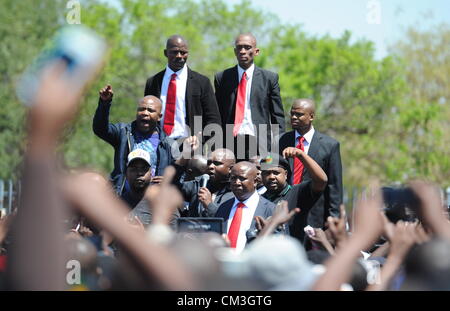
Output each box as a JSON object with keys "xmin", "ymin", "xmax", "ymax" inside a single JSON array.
[
  {"xmin": 163, "ymin": 73, "xmax": 177, "ymax": 135},
  {"xmin": 233, "ymin": 72, "xmax": 247, "ymax": 136},
  {"xmin": 293, "ymin": 136, "xmax": 305, "ymax": 184},
  {"xmin": 228, "ymin": 202, "xmax": 244, "ymax": 248}
]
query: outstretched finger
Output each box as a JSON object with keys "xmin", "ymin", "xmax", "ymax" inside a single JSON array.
[
  {"xmin": 288, "ymin": 208, "xmax": 300, "ymax": 219},
  {"xmin": 161, "ymin": 166, "xmax": 176, "ymax": 188}
]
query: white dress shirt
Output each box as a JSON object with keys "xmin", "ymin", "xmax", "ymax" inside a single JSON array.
[
  {"xmin": 160, "ymin": 64, "xmax": 189, "ymax": 138},
  {"xmin": 227, "ymin": 190, "xmax": 260, "ymax": 253},
  {"xmin": 295, "ymin": 126, "xmax": 315, "ymax": 155},
  {"xmin": 236, "ymin": 64, "xmax": 256, "ymax": 136}
]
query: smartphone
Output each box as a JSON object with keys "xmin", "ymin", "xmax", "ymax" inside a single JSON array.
[{"xmin": 16, "ymin": 25, "xmax": 108, "ymax": 106}]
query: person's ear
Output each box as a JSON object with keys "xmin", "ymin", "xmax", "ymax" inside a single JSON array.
[
  {"xmin": 254, "ymin": 47, "xmax": 260, "ymax": 56},
  {"xmin": 164, "ymin": 49, "xmax": 168, "ymax": 58},
  {"xmin": 310, "ymin": 112, "xmax": 315, "ymax": 122},
  {"xmin": 158, "ymin": 112, "xmax": 162, "ymax": 122}
]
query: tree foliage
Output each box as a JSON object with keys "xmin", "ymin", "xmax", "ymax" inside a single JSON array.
[
  {"xmin": 0, "ymin": 0, "xmax": 66, "ymax": 180},
  {"xmin": 0, "ymin": 0, "xmax": 448, "ymax": 190}
]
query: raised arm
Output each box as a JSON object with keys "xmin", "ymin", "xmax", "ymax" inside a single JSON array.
[
  {"xmin": 283, "ymin": 147, "xmax": 328, "ymax": 192},
  {"xmin": 63, "ymin": 167, "xmax": 196, "ymax": 290},
  {"xmin": 8, "ymin": 61, "xmax": 86, "ymax": 290},
  {"xmin": 92, "ymin": 84, "xmax": 121, "ymax": 146},
  {"xmin": 312, "ymin": 183, "xmax": 384, "ymax": 291}
]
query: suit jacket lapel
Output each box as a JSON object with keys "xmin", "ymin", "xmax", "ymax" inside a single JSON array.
[
  {"xmin": 307, "ymin": 131, "xmax": 322, "ymax": 160},
  {"xmin": 227, "ymin": 66, "xmax": 239, "ymax": 121},
  {"xmin": 185, "ymin": 68, "xmax": 193, "ymax": 123},
  {"xmin": 287, "ymin": 131, "xmax": 295, "ymax": 175},
  {"xmin": 222, "ymin": 199, "xmax": 235, "ymax": 220},
  {"xmin": 253, "ymin": 199, "xmax": 266, "ymax": 218},
  {"xmin": 249, "ymin": 66, "xmax": 261, "ymax": 113},
  {"xmin": 155, "ymin": 70, "xmax": 165, "ymax": 97}
]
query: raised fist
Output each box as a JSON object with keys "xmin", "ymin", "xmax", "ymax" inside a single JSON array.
[{"xmin": 99, "ymin": 84, "xmax": 113, "ymax": 102}]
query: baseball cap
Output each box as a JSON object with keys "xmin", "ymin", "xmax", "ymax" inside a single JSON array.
[
  {"xmin": 127, "ymin": 149, "xmax": 151, "ymax": 166},
  {"xmin": 260, "ymin": 153, "xmax": 291, "ymax": 175}
]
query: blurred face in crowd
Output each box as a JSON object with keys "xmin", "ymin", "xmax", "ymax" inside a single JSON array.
[
  {"xmin": 290, "ymin": 99, "xmax": 315, "ymax": 135},
  {"xmin": 261, "ymin": 166, "xmax": 288, "ymax": 193},
  {"xmin": 234, "ymin": 34, "xmax": 259, "ymax": 70},
  {"xmin": 126, "ymin": 159, "xmax": 152, "ymax": 193},
  {"xmin": 165, "ymin": 36, "xmax": 189, "ymax": 72},
  {"xmin": 186, "ymin": 155, "xmax": 208, "ymax": 181},
  {"xmin": 136, "ymin": 96, "xmax": 162, "ymax": 134},
  {"xmin": 249, "ymin": 156, "xmax": 263, "ymax": 189},
  {"xmin": 230, "ymin": 162, "xmax": 258, "ymax": 201},
  {"xmin": 207, "ymin": 149, "xmax": 235, "ymax": 184}
]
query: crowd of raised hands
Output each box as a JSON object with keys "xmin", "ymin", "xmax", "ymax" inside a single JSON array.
[{"xmin": 1, "ymin": 59, "xmax": 449, "ymax": 291}]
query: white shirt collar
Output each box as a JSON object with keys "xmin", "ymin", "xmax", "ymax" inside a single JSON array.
[
  {"xmin": 233, "ymin": 190, "xmax": 259, "ymax": 210},
  {"xmin": 295, "ymin": 126, "xmax": 315, "ymax": 144},
  {"xmin": 165, "ymin": 64, "xmax": 188, "ymax": 80},
  {"xmin": 237, "ymin": 63, "xmax": 255, "ymax": 80}
]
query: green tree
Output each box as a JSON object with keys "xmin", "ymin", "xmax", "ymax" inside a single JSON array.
[
  {"xmin": 62, "ymin": 0, "xmax": 277, "ymax": 175},
  {"xmin": 0, "ymin": 0, "xmax": 66, "ymax": 180},
  {"xmin": 390, "ymin": 24, "xmax": 450, "ymax": 186},
  {"xmin": 261, "ymin": 25, "xmax": 408, "ymax": 187}
]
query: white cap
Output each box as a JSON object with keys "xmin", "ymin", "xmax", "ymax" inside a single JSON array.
[{"xmin": 127, "ymin": 149, "xmax": 151, "ymax": 166}]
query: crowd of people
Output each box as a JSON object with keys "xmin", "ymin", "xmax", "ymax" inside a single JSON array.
[{"xmin": 0, "ymin": 32, "xmax": 449, "ymax": 292}]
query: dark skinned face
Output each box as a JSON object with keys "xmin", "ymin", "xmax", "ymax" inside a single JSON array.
[
  {"xmin": 164, "ymin": 40, "xmax": 189, "ymax": 72},
  {"xmin": 249, "ymin": 157, "xmax": 263, "ymax": 188},
  {"xmin": 207, "ymin": 152, "xmax": 233, "ymax": 184},
  {"xmin": 234, "ymin": 35, "xmax": 259, "ymax": 70},
  {"xmin": 230, "ymin": 164, "xmax": 257, "ymax": 201},
  {"xmin": 135, "ymin": 98, "xmax": 162, "ymax": 134},
  {"xmin": 126, "ymin": 159, "xmax": 151, "ymax": 193},
  {"xmin": 261, "ymin": 166, "xmax": 288, "ymax": 193},
  {"xmin": 290, "ymin": 104, "xmax": 314, "ymax": 134}
]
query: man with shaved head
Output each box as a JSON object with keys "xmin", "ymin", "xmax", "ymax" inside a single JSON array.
[
  {"xmin": 215, "ymin": 33, "xmax": 285, "ymax": 160},
  {"xmin": 174, "ymin": 147, "xmax": 236, "ymax": 217},
  {"xmin": 279, "ymin": 98, "xmax": 343, "ymax": 231},
  {"xmin": 93, "ymin": 84, "xmax": 177, "ymax": 195},
  {"xmin": 144, "ymin": 35, "xmax": 221, "ymax": 139},
  {"xmin": 215, "ymin": 161, "xmax": 276, "ymax": 252}
]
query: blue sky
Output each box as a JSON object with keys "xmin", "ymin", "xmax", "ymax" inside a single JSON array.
[
  {"xmin": 228, "ymin": 0, "xmax": 450, "ymax": 59},
  {"xmin": 105, "ymin": 0, "xmax": 450, "ymax": 59}
]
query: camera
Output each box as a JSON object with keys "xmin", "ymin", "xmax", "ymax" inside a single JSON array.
[{"xmin": 382, "ymin": 186, "xmax": 419, "ymax": 223}]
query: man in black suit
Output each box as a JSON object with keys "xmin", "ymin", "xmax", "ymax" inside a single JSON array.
[
  {"xmin": 214, "ymin": 33, "xmax": 285, "ymax": 160},
  {"xmin": 215, "ymin": 161, "xmax": 275, "ymax": 252},
  {"xmin": 279, "ymin": 99, "xmax": 343, "ymax": 229},
  {"xmin": 144, "ymin": 35, "xmax": 221, "ymax": 139}
]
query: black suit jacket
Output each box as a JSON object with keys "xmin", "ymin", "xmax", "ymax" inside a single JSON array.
[
  {"xmin": 214, "ymin": 65, "xmax": 285, "ymax": 150},
  {"xmin": 215, "ymin": 195, "xmax": 275, "ymax": 235},
  {"xmin": 144, "ymin": 67, "xmax": 221, "ymax": 135},
  {"xmin": 279, "ymin": 130, "xmax": 343, "ymax": 228}
]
